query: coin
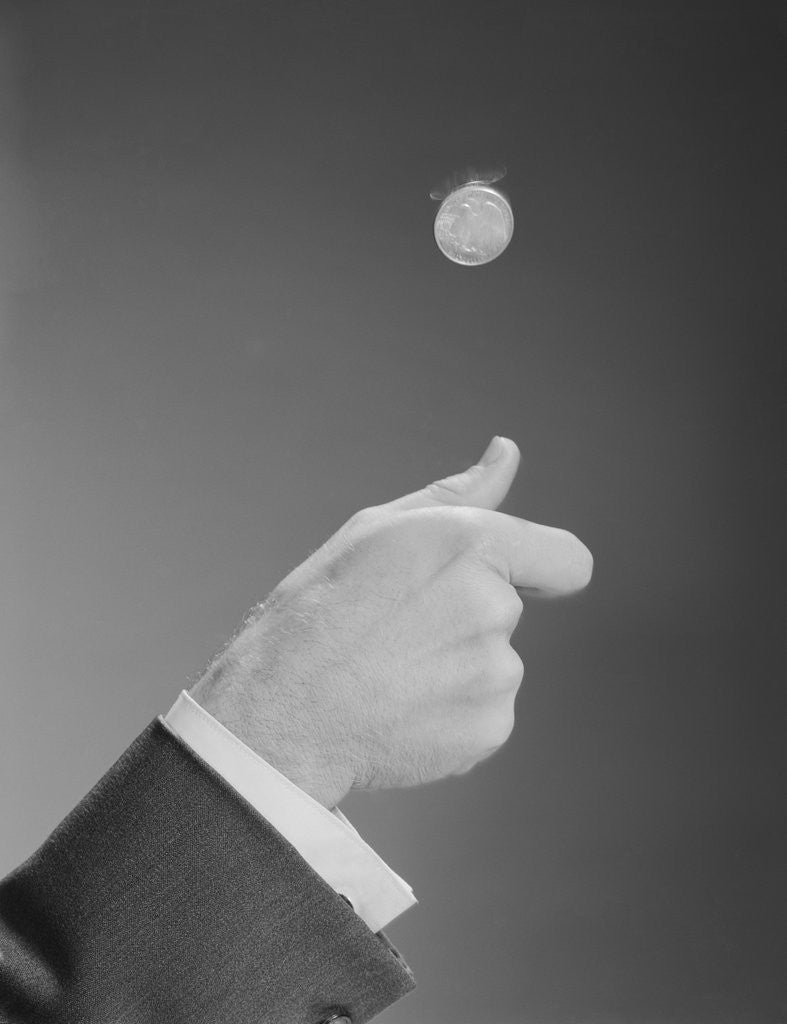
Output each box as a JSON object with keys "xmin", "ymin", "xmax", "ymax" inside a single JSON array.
[{"xmin": 434, "ymin": 184, "xmax": 514, "ymax": 266}]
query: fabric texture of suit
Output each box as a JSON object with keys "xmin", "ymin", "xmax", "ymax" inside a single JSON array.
[{"xmin": 0, "ymin": 721, "xmax": 416, "ymax": 1023}]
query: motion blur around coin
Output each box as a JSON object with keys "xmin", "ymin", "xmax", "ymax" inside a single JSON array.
[
  {"xmin": 433, "ymin": 166, "xmax": 514, "ymax": 265},
  {"xmin": 191, "ymin": 437, "xmax": 593, "ymax": 810}
]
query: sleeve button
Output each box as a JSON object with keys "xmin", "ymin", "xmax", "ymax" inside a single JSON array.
[{"xmin": 318, "ymin": 1015, "xmax": 351, "ymax": 1024}]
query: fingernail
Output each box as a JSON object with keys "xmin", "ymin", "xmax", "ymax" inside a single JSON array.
[{"xmin": 479, "ymin": 436, "xmax": 505, "ymax": 466}]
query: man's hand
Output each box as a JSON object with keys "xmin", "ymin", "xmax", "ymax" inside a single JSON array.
[{"xmin": 190, "ymin": 437, "xmax": 593, "ymax": 808}]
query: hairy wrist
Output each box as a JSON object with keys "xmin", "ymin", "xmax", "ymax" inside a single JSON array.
[{"xmin": 189, "ymin": 639, "xmax": 354, "ymax": 809}]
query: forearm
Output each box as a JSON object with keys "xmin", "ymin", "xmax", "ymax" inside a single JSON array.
[{"xmin": 0, "ymin": 720, "xmax": 413, "ymax": 1023}]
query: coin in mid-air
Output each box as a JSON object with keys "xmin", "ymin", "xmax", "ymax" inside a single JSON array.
[{"xmin": 434, "ymin": 183, "xmax": 514, "ymax": 266}]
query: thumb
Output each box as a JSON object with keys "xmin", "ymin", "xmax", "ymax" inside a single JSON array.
[{"xmin": 382, "ymin": 436, "xmax": 521, "ymax": 513}]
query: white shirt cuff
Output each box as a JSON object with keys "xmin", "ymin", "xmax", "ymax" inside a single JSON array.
[{"xmin": 160, "ymin": 690, "xmax": 417, "ymax": 934}]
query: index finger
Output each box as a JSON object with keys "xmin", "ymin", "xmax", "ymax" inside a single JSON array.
[{"xmin": 477, "ymin": 509, "xmax": 594, "ymax": 596}]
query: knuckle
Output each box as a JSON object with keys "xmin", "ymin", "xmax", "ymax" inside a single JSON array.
[
  {"xmin": 423, "ymin": 478, "xmax": 460, "ymax": 503},
  {"xmin": 471, "ymin": 641, "xmax": 524, "ymax": 696},
  {"xmin": 482, "ymin": 708, "xmax": 516, "ymax": 750},
  {"xmin": 428, "ymin": 506, "xmax": 492, "ymax": 558},
  {"xmin": 507, "ymin": 646, "xmax": 525, "ymax": 687},
  {"xmin": 446, "ymin": 504, "xmax": 488, "ymax": 535},
  {"xmin": 425, "ymin": 465, "xmax": 484, "ymax": 502},
  {"xmin": 495, "ymin": 645, "xmax": 524, "ymax": 690},
  {"xmin": 465, "ymin": 508, "xmax": 494, "ymax": 544},
  {"xmin": 498, "ymin": 589, "xmax": 524, "ymax": 631},
  {"xmin": 345, "ymin": 506, "xmax": 377, "ymax": 531},
  {"xmin": 460, "ymin": 516, "xmax": 497, "ymax": 561},
  {"xmin": 471, "ymin": 587, "xmax": 523, "ymax": 636},
  {"xmin": 498, "ymin": 712, "xmax": 516, "ymax": 745}
]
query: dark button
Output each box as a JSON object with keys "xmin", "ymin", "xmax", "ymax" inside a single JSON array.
[{"xmin": 318, "ymin": 1015, "xmax": 351, "ymax": 1024}]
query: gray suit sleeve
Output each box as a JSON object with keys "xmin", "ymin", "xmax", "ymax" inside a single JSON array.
[{"xmin": 0, "ymin": 720, "xmax": 416, "ymax": 1024}]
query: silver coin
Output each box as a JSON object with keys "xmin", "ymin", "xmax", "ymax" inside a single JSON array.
[{"xmin": 434, "ymin": 184, "xmax": 514, "ymax": 266}]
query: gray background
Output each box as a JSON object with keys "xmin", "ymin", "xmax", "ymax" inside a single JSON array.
[{"xmin": 1, "ymin": 2, "xmax": 785, "ymax": 1022}]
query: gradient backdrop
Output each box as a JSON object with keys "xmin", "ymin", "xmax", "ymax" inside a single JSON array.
[{"xmin": 1, "ymin": 3, "xmax": 785, "ymax": 1022}]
